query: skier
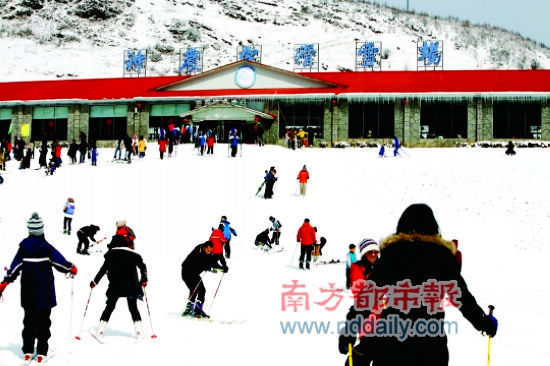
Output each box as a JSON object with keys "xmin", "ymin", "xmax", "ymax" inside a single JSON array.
[
  {"xmin": 76, "ymin": 224, "xmax": 101, "ymax": 255},
  {"xmin": 90, "ymin": 228, "xmax": 148, "ymax": 339},
  {"xmin": 79, "ymin": 133, "xmax": 88, "ymax": 164},
  {"xmin": 297, "ymin": 165, "xmax": 309, "ymax": 196},
  {"xmin": 220, "ymin": 216, "xmax": 237, "ymax": 259},
  {"xmin": 181, "ymin": 241, "xmax": 228, "ymax": 318},
  {"xmin": 209, "ymin": 224, "xmax": 227, "ymax": 267},
  {"xmin": 0, "ymin": 212, "xmax": 77, "ymax": 364},
  {"xmin": 113, "ymin": 138, "xmax": 122, "ymax": 160},
  {"xmin": 296, "ymin": 218, "xmax": 316, "ymax": 270},
  {"xmin": 255, "ymin": 229, "xmax": 272, "ymax": 249},
  {"xmin": 229, "ymin": 131, "xmax": 239, "ymax": 157},
  {"xmin": 345, "ymin": 244, "xmax": 357, "ymax": 289},
  {"xmin": 198, "ymin": 132, "xmax": 206, "ymax": 155},
  {"xmin": 206, "ymin": 133, "xmax": 215, "ymax": 155},
  {"xmin": 269, "ymin": 216, "xmax": 282, "ymax": 246},
  {"xmin": 349, "ymin": 238, "xmax": 379, "ymax": 291},
  {"xmin": 378, "ymin": 143, "xmax": 385, "ymax": 157},
  {"xmin": 109, "ymin": 220, "xmax": 136, "ymax": 249},
  {"xmin": 123, "ymin": 134, "xmax": 132, "ymax": 163},
  {"xmin": 264, "ymin": 166, "xmax": 277, "ymax": 199},
  {"xmin": 68, "ymin": 139, "xmax": 78, "ymax": 164},
  {"xmin": 505, "ymin": 140, "xmax": 516, "ymax": 156},
  {"xmin": 393, "ymin": 136, "xmax": 400, "ymax": 156},
  {"xmin": 338, "ymin": 203, "xmax": 498, "ymax": 365},
  {"xmin": 62, "ymin": 197, "xmax": 75, "ymax": 235},
  {"xmin": 138, "ymin": 135, "xmax": 146, "ymax": 158},
  {"xmin": 159, "ymin": 137, "xmax": 168, "ymax": 160},
  {"xmin": 91, "ymin": 144, "xmax": 98, "ymax": 166}
]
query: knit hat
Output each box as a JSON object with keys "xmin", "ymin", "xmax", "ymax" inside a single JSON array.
[
  {"xmin": 116, "ymin": 220, "xmax": 126, "ymax": 228},
  {"xmin": 27, "ymin": 212, "xmax": 44, "ymax": 236},
  {"xmin": 359, "ymin": 238, "xmax": 379, "ymax": 258}
]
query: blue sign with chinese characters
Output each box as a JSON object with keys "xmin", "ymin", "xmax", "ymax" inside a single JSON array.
[
  {"xmin": 294, "ymin": 43, "xmax": 319, "ymax": 71},
  {"xmin": 179, "ymin": 48, "xmax": 203, "ymax": 74},
  {"xmin": 238, "ymin": 46, "xmax": 260, "ymax": 62},
  {"xmin": 357, "ymin": 42, "xmax": 379, "ymax": 67},
  {"xmin": 124, "ymin": 49, "xmax": 147, "ymax": 76},
  {"xmin": 417, "ymin": 41, "xmax": 443, "ymax": 68}
]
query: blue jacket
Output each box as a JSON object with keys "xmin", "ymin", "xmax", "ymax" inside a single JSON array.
[
  {"xmin": 346, "ymin": 252, "xmax": 357, "ymax": 269},
  {"xmin": 230, "ymin": 135, "xmax": 239, "ymax": 147},
  {"xmin": 64, "ymin": 201, "xmax": 75, "ymax": 217},
  {"xmin": 199, "ymin": 136, "xmax": 206, "ymax": 146},
  {"xmin": 5, "ymin": 236, "xmax": 73, "ymax": 310},
  {"xmin": 220, "ymin": 220, "xmax": 237, "ymax": 240}
]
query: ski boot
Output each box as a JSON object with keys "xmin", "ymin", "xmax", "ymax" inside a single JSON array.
[
  {"xmin": 182, "ymin": 301, "xmax": 196, "ymax": 317},
  {"xmin": 23, "ymin": 353, "xmax": 33, "ymax": 363},
  {"xmin": 134, "ymin": 321, "xmax": 143, "ymax": 339},
  {"xmin": 194, "ymin": 301, "xmax": 210, "ymax": 319},
  {"xmin": 36, "ymin": 355, "xmax": 46, "ymax": 364},
  {"xmin": 96, "ymin": 320, "xmax": 107, "ymax": 338}
]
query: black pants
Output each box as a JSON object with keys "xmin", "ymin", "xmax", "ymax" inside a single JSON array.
[
  {"xmin": 271, "ymin": 231, "xmax": 280, "ymax": 245},
  {"xmin": 63, "ymin": 217, "xmax": 72, "ymax": 233},
  {"xmin": 100, "ymin": 296, "xmax": 141, "ymax": 322},
  {"xmin": 160, "ymin": 151, "xmax": 164, "ymax": 159},
  {"xmin": 299, "ymin": 246, "xmax": 313, "ymax": 268},
  {"xmin": 264, "ymin": 182, "xmax": 274, "ymax": 198},
  {"xmin": 230, "ymin": 145, "xmax": 238, "ymax": 157},
  {"xmin": 207, "ymin": 146, "xmax": 213, "ymax": 154},
  {"xmin": 22, "ymin": 308, "xmax": 51, "ymax": 356},
  {"xmin": 77, "ymin": 231, "xmax": 90, "ymax": 252},
  {"xmin": 346, "ymin": 268, "xmax": 351, "ymax": 289},
  {"xmin": 182, "ymin": 274, "xmax": 205, "ymax": 303},
  {"xmin": 224, "ymin": 240, "xmax": 231, "ymax": 259},
  {"xmin": 213, "ymin": 254, "xmax": 226, "ymax": 268},
  {"xmin": 200, "ymin": 145, "xmax": 205, "ymax": 155}
]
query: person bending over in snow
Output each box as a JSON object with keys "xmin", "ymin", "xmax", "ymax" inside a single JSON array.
[
  {"xmin": 181, "ymin": 241, "xmax": 227, "ymax": 318},
  {"xmin": 90, "ymin": 229, "xmax": 148, "ymax": 339},
  {"xmin": 76, "ymin": 224, "xmax": 101, "ymax": 255},
  {"xmin": 339, "ymin": 203, "xmax": 498, "ymax": 365},
  {"xmin": 0, "ymin": 212, "xmax": 77, "ymax": 364},
  {"xmin": 255, "ymin": 229, "xmax": 272, "ymax": 250}
]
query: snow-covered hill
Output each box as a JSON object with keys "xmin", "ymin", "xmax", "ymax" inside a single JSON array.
[
  {"xmin": 0, "ymin": 145, "xmax": 549, "ymax": 365},
  {"xmin": 0, "ymin": 0, "xmax": 549, "ymax": 81}
]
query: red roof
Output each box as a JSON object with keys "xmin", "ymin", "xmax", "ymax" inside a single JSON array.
[{"xmin": 0, "ymin": 69, "xmax": 549, "ymax": 103}]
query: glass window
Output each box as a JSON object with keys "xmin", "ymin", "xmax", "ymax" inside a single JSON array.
[
  {"xmin": 31, "ymin": 106, "xmax": 68, "ymax": 141},
  {"xmin": 493, "ymin": 102, "xmax": 541, "ymax": 139},
  {"xmin": 420, "ymin": 102, "xmax": 467, "ymax": 139},
  {"xmin": 278, "ymin": 101, "xmax": 324, "ymax": 138},
  {"xmin": 348, "ymin": 102, "xmax": 394, "ymax": 138}
]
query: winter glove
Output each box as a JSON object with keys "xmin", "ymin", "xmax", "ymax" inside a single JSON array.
[
  {"xmin": 483, "ymin": 314, "xmax": 498, "ymax": 337},
  {"xmin": 338, "ymin": 333, "xmax": 356, "ymax": 355},
  {"xmin": 222, "ymin": 266, "xmax": 229, "ymax": 273},
  {"xmin": 141, "ymin": 281, "xmax": 148, "ymax": 288},
  {"xmin": 0, "ymin": 281, "xmax": 8, "ymax": 296},
  {"xmin": 89, "ymin": 281, "xmax": 96, "ymax": 289},
  {"xmin": 69, "ymin": 265, "xmax": 78, "ymax": 277}
]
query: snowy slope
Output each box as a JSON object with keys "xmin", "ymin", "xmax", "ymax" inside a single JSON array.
[
  {"xmin": 0, "ymin": 0, "xmax": 549, "ymax": 81},
  {"xmin": 0, "ymin": 144, "xmax": 549, "ymax": 365}
]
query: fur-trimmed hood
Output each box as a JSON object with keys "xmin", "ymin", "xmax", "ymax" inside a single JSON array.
[{"xmin": 380, "ymin": 233, "xmax": 456, "ymax": 255}]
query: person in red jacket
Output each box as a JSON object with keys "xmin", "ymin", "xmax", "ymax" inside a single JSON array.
[
  {"xmin": 158, "ymin": 137, "xmax": 168, "ymax": 159},
  {"xmin": 206, "ymin": 134, "xmax": 215, "ymax": 155},
  {"xmin": 349, "ymin": 238, "xmax": 379, "ymax": 291},
  {"xmin": 209, "ymin": 224, "xmax": 227, "ymax": 267},
  {"xmin": 296, "ymin": 218, "xmax": 316, "ymax": 270},
  {"xmin": 297, "ymin": 165, "xmax": 309, "ymax": 196}
]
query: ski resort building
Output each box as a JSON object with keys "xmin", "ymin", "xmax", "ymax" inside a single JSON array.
[{"xmin": 0, "ymin": 60, "xmax": 549, "ymax": 146}]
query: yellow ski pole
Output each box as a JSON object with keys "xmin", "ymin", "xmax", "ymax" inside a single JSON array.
[
  {"xmin": 487, "ymin": 305, "xmax": 495, "ymax": 366},
  {"xmin": 348, "ymin": 343, "xmax": 353, "ymax": 366}
]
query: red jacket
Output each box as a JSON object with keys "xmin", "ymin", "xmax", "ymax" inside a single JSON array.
[
  {"xmin": 159, "ymin": 140, "xmax": 167, "ymax": 152},
  {"xmin": 209, "ymin": 229, "xmax": 227, "ymax": 254},
  {"xmin": 297, "ymin": 169, "xmax": 309, "ymax": 183},
  {"xmin": 206, "ymin": 136, "xmax": 215, "ymax": 147},
  {"xmin": 296, "ymin": 222, "xmax": 316, "ymax": 246},
  {"xmin": 55, "ymin": 145, "xmax": 62, "ymax": 158}
]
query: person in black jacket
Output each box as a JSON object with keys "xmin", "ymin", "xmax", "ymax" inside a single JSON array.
[
  {"xmin": 255, "ymin": 229, "xmax": 272, "ymax": 249},
  {"xmin": 68, "ymin": 139, "xmax": 78, "ymax": 164},
  {"xmin": 338, "ymin": 203, "xmax": 498, "ymax": 366},
  {"xmin": 76, "ymin": 225, "xmax": 101, "ymax": 255},
  {"xmin": 0, "ymin": 212, "xmax": 77, "ymax": 363},
  {"xmin": 90, "ymin": 233, "xmax": 148, "ymax": 339},
  {"xmin": 181, "ymin": 241, "xmax": 227, "ymax": 318}
]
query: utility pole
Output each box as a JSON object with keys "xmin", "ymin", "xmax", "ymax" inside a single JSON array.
[{"xmin": 407, "ymin": 0, "xmax": 409, "ymax": 11}]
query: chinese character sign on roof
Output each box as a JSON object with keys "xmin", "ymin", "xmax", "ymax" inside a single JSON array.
[
  {"xmin": 417, "ymin": 40, "xmax": 443, "ymax": 70},
  {"xmin": 179, "ymin": 48, "xmax": 203, "ymax": 75},
  {"xmin": 356, "ymin": 41, "xmax": 382, "ymax": 71},
  {"xmin": 293, "ymin": 43, "xmax": 319, "ymax": 72},
  {"xmin": 123, "ymin": 49, "xmax": 147, "ymax": 77},
  {"xmin": 237, "ymin": 45, "xmax": 262, "ymax": 63}
]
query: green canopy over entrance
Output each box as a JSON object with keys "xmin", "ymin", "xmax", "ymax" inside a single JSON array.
[{"xmin": 179, "ymin": 101, "xmax": 275, "ymax": 122}]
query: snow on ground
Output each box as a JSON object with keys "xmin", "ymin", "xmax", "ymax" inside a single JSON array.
[{"xmin": 0, "ymin": 144, "xmax": 549, "ymax": 365}]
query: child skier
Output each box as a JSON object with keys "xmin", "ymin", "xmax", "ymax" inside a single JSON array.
[
  {"xmin": 378, "ymin": 144, "xmax": 385, "ymax": 157},
  {"xmin": 345, "ymin": 244, "xmax": 358, "ymax": 289},
  {"xmin": 181, "ymin": 241, "xmax": 228, "ymax": 318},
  {"xmin": 91, "ymin": 145, "xmax": 98, "ymax": 166},
  {"xmin": 209, "ymin": 224, "xmax": 227, "ymax": 267},
  {"xmin": 62, "ymin": 197, "xmax": 75, "ymax": 235},
  {"xmin": 297, "ymin": 165, "xmax": 309, "ymax": 196},
  {"xmin": 264, "ymin": 167, "xmax": 277, "ymax": 199},
  {"xmin": 393, "ymin": 136, "xmax": 400, "ymax": 156},
  {"xmin": 220, "ymin": 216, "xmax": 237, "ymax": 259},
  {"xmin": 269, "ymin": 216, "xmax": 282, "ymax": 246},
  {"xmin": 0, "ymin": 212, "xmax": 77, "ymax": 364},
  {"xmin": 229, "ymin": 132, "xmax": 239, "ymax": 157},
  {"xmin": 90, "ymin": 228, "xmax": 148, "ymax": 339},
  {"xmin": 76, "ymin": 224, "xmax": 101, "ymax": 255}
]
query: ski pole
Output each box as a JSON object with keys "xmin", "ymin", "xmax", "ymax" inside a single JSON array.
[
  {"xmin": 188, "ymin": 274, "xmax": 205, "ymax": 302},
  {"xmin": 69, "ymin": 277, "xmax": 74, "ymax": 341},
  {"xmin": 348, "ymin": 343, "xmax": 353, "ymax": 366},
  {"xmin": 75, "ymin": 288, "xmax": 93, "ymax": 340},
  {"xmin": 208, "ymin": 273, "xmax": 225, "ymax": 314},
  {"xmin": 143, "ymin": 288, "xmax": 157, "ymax": 339},
  {"xmin": 290, "ymin": 243, "xmax": 300, "ymax": 265},
  {"xmin": 487, "ymin": 305, "xmax": 495, "ymax": 366}
]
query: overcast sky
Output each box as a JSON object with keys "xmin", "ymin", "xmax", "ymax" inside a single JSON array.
[{"xmin": 370, "ymin": 0, "xmax": 549, "ymax": 45}]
